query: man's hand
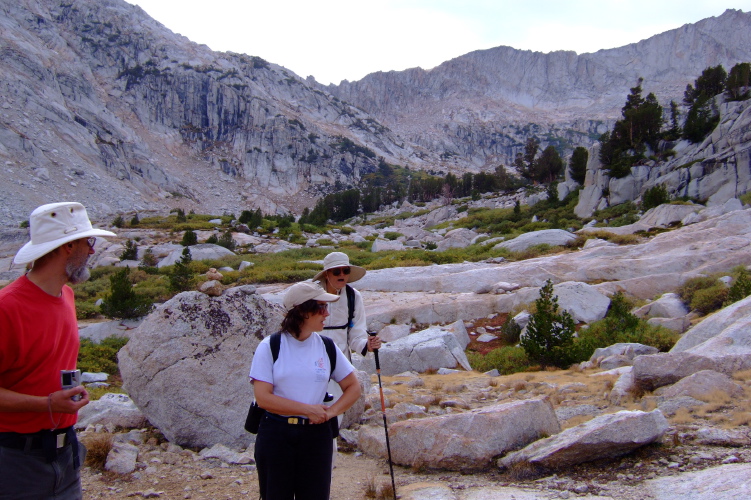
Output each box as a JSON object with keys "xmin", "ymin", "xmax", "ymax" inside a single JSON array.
[{"xmin": 50, "ymin": 387, "xmax": 89, "ymax": 413}]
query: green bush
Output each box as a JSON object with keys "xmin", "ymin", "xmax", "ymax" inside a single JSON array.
[
  {"xmin": 520, "ymin": 280, "xmax": 578, "ymax": 368},
  {"xmin": 642, "ymin": 184, "xmax": 670, "ymax": 210},
  {"xmin": 691, "ymin": 283, "xmax": 728, "ymax": 314},
  {"xmin": 467, "ymin": 346, "xmax": 531, "ymax": 374},
  {"xmin": 384, "ymin": 232, "xmax": 402, "ymax": 241},
  {"xmin": 181, "ymin": 229, "xmax": 198, "ymax": 246},
  {"xmin": 678, "ymin": 276, "xmax": 717, "ymax": 302},
  {"xmin": 499, "ymin": 316, "xmax": 522, "ymax": 344},
  {"xmin": 77, "ymin": 336, "xmax": 129, "ymax": 375},
  {"xmin": 727, "ymin": 268, "xmax": 751, "ymax": 304},
  {"xmin": 217, "ymin": 230, "xmax": 237, "ymax": 251}
]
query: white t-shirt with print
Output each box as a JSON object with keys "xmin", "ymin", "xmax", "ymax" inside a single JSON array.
[{"xmin": 249, "ymin": 331, "xmax": 354, "ymax": 413}]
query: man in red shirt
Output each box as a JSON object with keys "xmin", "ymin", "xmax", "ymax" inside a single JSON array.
[{"xmin": 0, "ymin": 202, "xmax": 116, "ymax": 500}]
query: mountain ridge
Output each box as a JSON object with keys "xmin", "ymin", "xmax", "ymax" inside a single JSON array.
[{"xmin": 0, "ymin": 1, "xmax": 749, "ymax": 225}]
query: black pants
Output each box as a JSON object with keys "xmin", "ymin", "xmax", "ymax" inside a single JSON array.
[{"xmin": 255, "ymin": 414, "xmax": 334, "ymax": 500}]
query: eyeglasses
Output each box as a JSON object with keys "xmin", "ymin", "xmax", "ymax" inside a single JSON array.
[
  {"xmin": 314, "ymin": 303, "xmax": 329, "ymax": 314},
  {"xmin": 85, "ymin": 237, "xmax": 96, "ymax": 249},
  {"xmin": 330, "ymin": 267, "xmax": 350, "ymax": 276}
]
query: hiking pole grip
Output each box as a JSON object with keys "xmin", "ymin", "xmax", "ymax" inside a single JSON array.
[{"xmin": 367, "ymin": 331, "xmax": 381, "ymax": 370}]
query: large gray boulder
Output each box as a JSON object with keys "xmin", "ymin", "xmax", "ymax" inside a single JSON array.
[
  {"xmin": 118, "ymin": 285, "xmax": 283, "ymax": 449},
  {"xmin": 372, "ymin": 398, "xmax": 560, "ymax": 471},
  {"xmin": 499, "ymin": 409, "xmax": 668, "ymax": 470},
  {"xmin": 645, "ymin": 463, "xmax": 751, "ymax": 500},
  {"xmin": 551, "ymin": 281, "xmax": 610, "ymax": 324},
  {"xmin": 75, "ymin": 393, "xmax": 148, "ymax": 430},
  {"xmin": 494, "ymin": 229, "xmax": 577, "ymax": 253},
  {"xmin": 632, "ymin": 292, "xmax": 689, "ymax": 319},
  {"xmin": 653, "ymin": 370, "xmax": 744, "ymax": 400},
  {"xmin": 672, "ymin": 295, "xmax": 751, "ymax": 352},
  {"xmin": 157, "ymin": 243, "xmax": 236, "ymax": 267},
  {"xmin": 352, "ymin": 326, "xmax": 472, "ymax": 375}
]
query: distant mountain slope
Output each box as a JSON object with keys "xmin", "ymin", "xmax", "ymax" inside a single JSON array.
[
  {"xmin": 326, "ymin": 9, "xmax": 751, "ymax": 170},
  {"xmin": 0, "ymin": 0, "xmax": 419, "ymax": 224},
  {"xmin": 0, "ymin": 1, "xmax": 748, "ymax": 226}
]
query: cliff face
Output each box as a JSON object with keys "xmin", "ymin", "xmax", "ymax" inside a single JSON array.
[
  {"xmin": 0, "ymin": 0, "xmax": 418, "ymax": 224},
  {"xmin": 0, "ymin": 1, "xmax": 749, "ymax": 225},
  {"xmin": 326, "ymin": 9, "xmax": 751, "ymax": 170}
]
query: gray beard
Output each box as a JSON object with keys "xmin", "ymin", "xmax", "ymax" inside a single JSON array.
[{"xmin": 66, "ymin": 261, "xmax": 90, "ymax": 284}]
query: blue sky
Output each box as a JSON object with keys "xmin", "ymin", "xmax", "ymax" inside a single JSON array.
[{"xmin": 124, "ymin": 1, "xmax": 751, "ymax": 85}]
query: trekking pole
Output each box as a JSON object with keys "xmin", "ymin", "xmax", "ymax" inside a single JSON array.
[{"xmin": 368, "ymin": 331, "xmax": 397, "ymax": 499}]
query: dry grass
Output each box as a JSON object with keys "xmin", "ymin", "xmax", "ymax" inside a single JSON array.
[
  {"xmin": 363, "ymin": 475, "xmax": 378, "ymax": 498},
  {"xmin": 729, "ymin": 411, "xmax": 751, "ymax": 427},
  {"xmin": 670, "ymin": 407, "xmax": 695, "ymax": 425},
  {"xmin": 506, "ymin": 460, "xmax": 541, "ymax": 481},
  {"xmin": 376, "ymin": 481, "xmax": 396, "ymax": 500},
  {"xmin": 444, "ymin": 383, "xmax": 467, "ymax": 394},
  {"xmin": 696, "ymin": 389, "xmax": 733, "ymax": 405},
  {"xmin": 512, "ymin": 381, "xmax": 528, "ymax": 392},
  {"xmin": 80, "ymin": 432, "xmax": 114, "ymax": 470}
]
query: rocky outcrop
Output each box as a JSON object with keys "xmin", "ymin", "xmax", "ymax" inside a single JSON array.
[
  {"xmin": 499, "ymin": 410, "xmax": 668, "ymax": 470},
  {"xmin": 365, "ymin": 398, "xmax": 560, "ymax": 470},
  {"xmin": 575, "ymin": 98, "xmax": 751, "ymax": 218},
  {"xmin": 118, "ymin": 285, "xmax": 283, "ymax": 449}
]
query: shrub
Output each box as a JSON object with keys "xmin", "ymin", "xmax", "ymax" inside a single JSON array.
[
  {"xmin": 130, "ymin": 213, "xmax": 140, "ymax": 226},
  {"xmin": 77, "ymin": 336, "xmax": 129, "ymax": 375},
  {"xmin": 727, "ymin": 268, "xmax": 751, "ymax": 304},
  {"xmin": 120, "ymin": 239, "xmax": 138, "ymax": 261},
  {"xmin": 642, "ymin": 184, "xmax": 670, "ymax": 210},
  {"xmin": 181, "ymin": 229, "xmax": 198, "ymax": 246},
  {"xmin": 384, "ymin": 232, "xmax": 402, "ymax": 241},
  {"xmin": 205, "ymin": 234, "xmax": 218, "ymax": 244},
  {"xmin": 112, "ymin": 215, "xmax": 124, "ymax": 228},
  {"xmin": 467, "ymin": 346, "xmax": 531, "ymax": 374},
  {"xmin": 217, "ymin": 230, "xmax": 237, "ymax": 251},
  {"xmin": 691, "ymin": 284, "xmax": 728, "ymax": 314},
  {"xmin": 520, "ymin": 280, "xmax": 578, "ymax": 368},
  {"xmin": 678, "ymin": 275, "xmax": 726, "ymax": 314},
  {"xmin": 499, "ymin": 317, "xmax": 522, "ymax": 344},
  {"xmin": 80, "ymin": 432, "xmax": 114, "ymax": 470},
  {"xmin": 140, "ymin": 247, "xmax": 158, "ymax": 268},
  {"xmin": 99, "ymin": 267, "xmax": 153, "ymax": 319}
]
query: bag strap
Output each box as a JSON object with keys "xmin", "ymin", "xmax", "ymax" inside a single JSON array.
[
  {"xmin": 270, "ymin": 331, "xmax": 336, "ymax": 378},
  {"xmin": 322, "ymin": 284, "xmax": 356, "ymax": 331}
]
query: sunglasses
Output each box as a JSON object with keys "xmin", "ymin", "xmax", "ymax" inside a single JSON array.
[
  {"xmin": 85, "ymin": 237, "xmax": 96, "ymax": 249},
  {"xmin": 330, "ymin": 267, "xmax": 350, "ymax": 276},
  {"xmin": 314, "ymin": 302, "xmax": 329, "ymax": 314}
]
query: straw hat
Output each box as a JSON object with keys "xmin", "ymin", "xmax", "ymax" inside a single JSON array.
[
  {"xmin": 283, "ymin": 281, "xmax": 340, "ymax": 312},
  {"xmin": 13, "ymin": 202, "xmax": 116, "ymax": 265},
  {"xmin": 312, "ymin": 251, "xmax": 366, "ymax": 283}
]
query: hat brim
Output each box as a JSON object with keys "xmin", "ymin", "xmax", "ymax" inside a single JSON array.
[
  {"xmin": 313, "ymin": 265, "xmax": 366, "ymax": 283},
  {"xmin": 13, "ymin": 228, "xmax": 116, "ymax": 265}
]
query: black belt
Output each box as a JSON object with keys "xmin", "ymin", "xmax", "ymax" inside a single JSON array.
[
  {"xmin": 0, "ymin": 427, "xmax": 79, "ymax": 467},
  {"xmin": 265, "ymin": 413, "xmax": 311, "ymax": 425}
]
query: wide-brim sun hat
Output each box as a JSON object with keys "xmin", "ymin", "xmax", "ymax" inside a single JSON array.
[
  {"xmin": 13, "ymin": 202, "xmax": 116, "ymax": 265},
  {"xmin": 283, "ymin": 280, "xmax": 340, "ymax": 312},
  {"xmin": 313, "ymin": 251, "xmax": 366, "ymax": 283}
]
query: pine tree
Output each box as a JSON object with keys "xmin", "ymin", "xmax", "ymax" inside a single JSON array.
[
  {"xmin": 169, "ymin": 247, "xmax": 195, "ymax": 292},
  {"xmin": 100, "ymin": 268, "xmax": 153, "ymax": 319},
  {"xmin": 569, "ymin": 147, "xmax": 588, "ymax": 185},
  {"xmin": 181, "ymin": 229, "xmax": 198, "ymax": 246},
  {"xmin": 520, "ymin": 280, "xmax": 577, "ymax": 368},
  {"xmin": 120, "ymin": 239, "xmax": 138, "ymax": 261}
]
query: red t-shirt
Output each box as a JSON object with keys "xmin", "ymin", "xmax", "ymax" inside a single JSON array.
[{"xmin": 0, "ymin": 275, "xmax": 80, "ymax": 432}]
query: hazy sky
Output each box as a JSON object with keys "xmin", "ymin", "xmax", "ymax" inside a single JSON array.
[{"xmin": 124, "ymin": 1, "xmax": 751, "ymax": 85}]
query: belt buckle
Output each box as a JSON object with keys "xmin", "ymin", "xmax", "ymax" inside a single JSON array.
[
  {"xmin": 287, "ymin": 417, "xmax": 298, "ymax": 425},
  {"xmin": 56, "ymin": 433, "xmax": 66, "ymax": 448}
]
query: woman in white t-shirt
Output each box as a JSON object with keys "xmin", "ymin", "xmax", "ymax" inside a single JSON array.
[{"xmin": 249, "ymin": 281, "xmax": 362, "ymax": 500}]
